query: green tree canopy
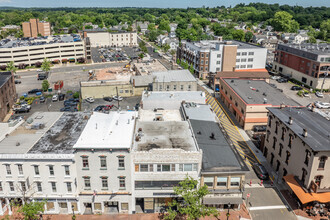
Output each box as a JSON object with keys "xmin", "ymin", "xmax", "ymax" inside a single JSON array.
[
  {"xmin": 41, "ymin": 80, "xmax": 50, "ymax": 91},
  {"xmin": 271, "ymin": 11, "xmax": 300, "ymax": 32},
  {"xmin": 6, "ymin": 61, "xmax": 17, "ymax": 74},
  {"xmin": 41, "ymin": 58, "xmax": 51, "ymax": 72}
]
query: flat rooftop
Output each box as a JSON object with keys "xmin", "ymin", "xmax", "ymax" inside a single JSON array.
[
  {"xmin": 134, "ymin": 60, "xmax": 167, "ymax": 75},
  {"xmin": 182, "ymin": 103, "xmax": 249, "ymax": 172},
  {"xmin": 0, "ymin": 72, "xmax": 11, "ymax": 88},
  {"xmin": 141, "ymin": 91, "xmax": 206, "ymax": 110},
  {"xmin": 0, "ymin": 112, "xmax": 63, "ymax": 154},
  {"xmin": 185, "ymin": 40, "xmax": 263, "ymax": 50},
  {"xmin": 152, "ymin": 70, "xmax": 196, "ymax": 83},
  {"xmin": 278, "ymin": 43, "xmax": 330, "ymax": 56},
  {"xmin": 268, "ymin": 107, "xmax": 330, "ymax": 152},
  {"xmin": 74, "ymin": 111, "xmax": 137, "ymax": 149},
  {"xmin": 138, "ymin": 109, "xmax": 182, "ymax": 122},
  {"xmin": 223, "ymin": 79, "xmax": 301, "ymax": 106},
  {"xmin": 134, "ymin": 121, "xmax": 197, "ymax": 152},
  {"xmin": 0, "ymin": 34, "xmax": 82, "ymax": 49},
  {"xmin": 28, "ymin": 112, "xmax": 90, "ymax": 154}
]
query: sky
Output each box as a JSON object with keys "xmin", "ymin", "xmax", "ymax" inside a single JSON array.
[{"xmin": 0, "ymin": 0, "xmax": 329, "ymax": 8}]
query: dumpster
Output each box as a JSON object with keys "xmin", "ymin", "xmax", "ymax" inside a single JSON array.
[
  {"xmin": 54, "ymin": 80, "xmax": 64, "ymax": 90},
  {"xmin": 48, "ymin": 88, "xmax": 53, "ymax": 92}
]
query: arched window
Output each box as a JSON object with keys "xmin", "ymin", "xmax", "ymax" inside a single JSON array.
[
  {"xmin": 301, "ymin": 168, "xmax": 307, "ymax": 184},
  {"xmin": 318, "ymin": 156, "xmax": 327, "ymax": 169},
  {"xmin": 275, "ymin": 121, "xmax": 279, "ymax": 134},
  {"xmin": 281, "ymin": 127, "xmax": 286, "ymax": 140},
  {"xmin": 285, "ymin": 151, "xmax": 291, "ymax": 165},
  {"xmin": 278, "ymin": 143, "xmax": 283, "ymax": 157},
  {"xmin": 272, "ymin": 137, "xmax": 277, "ymax": 149},
  {"xmin": 288, "ymin": 134, "xmax": 293, "ymax": 148}
]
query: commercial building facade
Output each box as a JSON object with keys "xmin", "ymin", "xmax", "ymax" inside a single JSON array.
[
  {"xmin": 272, "ymin": 43, "xmax": 330, "ymax": 89},
  {"xmin": 22, "ymin": 19, "xmax": 51, "ymax": 38},
  {"xmin": 177, "ymin": 40, "xmax": 267, "ymax": 78},
  {"xmin": 264, "ymin": 107, "xmax": 330, "ymax": 206},
  {"xmin": 0, "ymin": 72, "xmax": 16, "ymax": 122},
  {"xmin": 83, "ymin": 29, "xmax": 137, "ymax": 47},
  {"xmin": 152, "ymin": 70, "xmax": 197, "ymax": 92}
]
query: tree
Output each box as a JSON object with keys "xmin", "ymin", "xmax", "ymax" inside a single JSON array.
[
  {"xmin": 245, "ymin": 31, "xmax": 253, "ymax": 42},
  {"xmin": 17, "ymin": 201, "xmax": 46, "ymax": 220},
  {"xmin": 163, "ymin": 44, "xmax": 170, "ymax": 53},
  {"xmin": 320, "ymin": 19, "xmax": 330, "ymax": 41},
  {"xmin": 271, "ymin": 11, "xmax": 300, "ymax": 32},
  {"xmin": 148, "ymin": 30, "xmax": 159, "ymax": 42},
  {"xmin": 165, "ymin": 176, "xmax": 218, "ymax": 220},
  {"xmin": 189, "ymin": 64, "xmax": 194, "ymax": 74},
  {"xmin": 232, "ymin": 29, "xmax": 245, "ymax": 41},
  {"xmin": 137, "ymin": 25, "xmax": 141, "ymax": 32},
  {"xmin": 41, "ymin": 80, "xmax": 50, "ymax": 91},
  {"xmin": 6, "ymin": 61, "xmax": 17, "ymax": 74},
  {"xmin": 41, "ymin": 58, "xmax": 51, "ymax": 73}
]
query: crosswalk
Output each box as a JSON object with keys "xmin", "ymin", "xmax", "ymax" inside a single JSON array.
[{"xmin": 202, "ymin": 89, "xmax": 259, "ymax": 167}]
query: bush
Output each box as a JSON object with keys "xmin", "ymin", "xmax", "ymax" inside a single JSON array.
[
  {"xmin": 297, "ymin": 90, "xmax": 303, "ymax": 96},
  {"xmin": 35, "ymin": 62, "xmax": 42, "ymax": 67},
  {"xmin": 0, "ymin": 65, "xmax": 7, "ymax": 71},
  {"xmin": 66, "ymin": 90, "xmax": 73, "ymax": 94},
  {"xmin": 73, "ymin": 91, "xmax": 80, "ymax": 99}
]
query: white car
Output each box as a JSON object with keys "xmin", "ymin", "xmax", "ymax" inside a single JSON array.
[
  {"xmin": 85, "ymin": 97, "xmax": 95, "ymax": 103},
  {"xmin": 113, "ymin": 95, "xmax": 123, "ymax": 101},
  {"xmin": 315, "ymin": 92, "xmax": 324, "ymax": 98},
  {"xmin": 20, "ymin": 104, "xmax": 31, "ymax": 110},
  {"xmin": 37, "ymin": 69, "xmax": 43, "ymax": 72},
  {"xmin": 303, "ymin": 92, "xmax": 310, "ymax": 97},
  {"xmin": 52, "ymin": 95, "xmax": 58, "ymax": 102},
  {"xmin": 271, "ymin": 76, "xmax": 281, "ymax": 80},
  {"xmin": 315, "ymin": 101, "xmax": 330, "ymax": 109}
]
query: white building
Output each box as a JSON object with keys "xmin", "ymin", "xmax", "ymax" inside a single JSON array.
[{"xmin": 83, "ymin": 29, "xmax": 137, "ymax": 47}]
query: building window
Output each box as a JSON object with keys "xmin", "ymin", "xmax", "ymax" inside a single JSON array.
[
  {"xmin": 9, "ymin": 182, "xmax": 14, "ymax": 192},
  {"xmin": 82, "ymin": 157, "xmax": 89, "ymax": 169},
  {"xmin": 266, "ymin": 130, "xmax": 270, "ymax": 142},
  {"xmin": 318, "ymin": 156, "xmax": 327, "ymax": 169},
  {"xmin": 173, "ymin": 85, "xmax": 177, "ymax": 90},
  {"xmin": 49, "ymin": 165, "xmax": 54, "ymax": 176},
  {"xmin": 201, "ymin": 60, "xmax": 204, "ymax": 64},
  {"xmin": 34, "ymin": 166, "xmax": 40, "ymax": 175},
  {"xmin": 204, "ymin": 177, "xmax": 214, "ymax": 187},
  {"xmin": 240, "ymin": 65, "xmax": 246, "ymax": 68},
  {"xmin": 119, "ymin": 177, "xmax": 126, "ymax": 189},
  {"xmin": 100, "ymin": 156, "xmax": 107, "ymax": 169},
  {"xmin": 242, "ymin": 52, "xmax": 247, "ymax": 56},
  {"xmin": 188, "ymin": 85, "xmax": 191, "ymax": 91},
  {"xmin": 217, "ymin": 177, "xmax": 227, "ymax": 187},
  {"xmin": 248, "ymin": 52, "xmax": 254, "ymax": 55},
  {"xmin": 36, "ymin": 182, "xmax": 42, "ymax": 192},
  {"xmin": 236, "ymin": 59, "xmax": 240, "ymax": 62},
  {"xmin": 279, "ymin": 144, "xmax": 283, "ymax": 157},
  {"xmin": 276, "ymin": 160, "xmax": 280, "ymax": 172},
  {"xmin": 216, "ymin": 68, "xmax": 220, "ymax": 71},
  {"xmin": 247, "ymin": 64, "xmax": 253, "ymax": 68},
  {"xmin": 230, "ymin": 177, "xmax": 240, "ymax": 187},
  {"xmin": 304, "ymin": 150, "xmax": 311, "ymax": 166},
  {"xmin": 18, "ymin": 164, "xmax": 23, "ymax": 175},
  {"xmin": 217, "ymin": 54, "xmax": 221, "ymax": 58},
  {"xmin": 205, "ymin": 61, "xmax": 208, "ymax": 65},
  {"xmin": 166, "ymin": 85, "xmax": 170, "ymax": 91},
  {"xmin": 5, "ymin": 164, "xmax": 11, "ymax": 175},
  {"xmin": 315, "ymin": 175, "xmax": 323, "ymax": 187},
  {"xmin": 275, "ymin": 122, "xmax": 279, "ymax": 134},
  {"xmin": 241, "ymin": 58, "xmax": 246, "ymax": 62},
  {"xmin": 20, "ymin": 181, "xmax": 26, "ymax": 192},
  {"xmin": 181, "ymin": 85, "xmax": 184, "ymax": 90},
  {"xmin": 84, "ymin": 177, "xmax": 91, "ymax": 189},
  {"xmin": 118, "ymin": 157, "xmax": 125, "ymax": 169},
  {"xmin": 288, "ymin": 134, "xmax": 293, "ymax": 148},
  {"xmin": 270, "ymin": 153, "xmax": 274, "ymax": 165},
  {"xmin": 206, "ymin": 54, "xmax": 209, "ymax": 58},
  {"xmin": 285, "ymin": 151, "xmax": 291, "ymax": 165},
  {"xmin": 216, "ymin": 61, "xmax": 220, "ymax": 64},
  {"xmin": 237, "ymin": 52, "xmax": 241, "ymax": 56},
  {"xmin": 0, "ymin": 182, "xmax": 2, "ymax": 191},
  {"xmin": 268, "ymin": 116, "xmax": 272, "ymax": 127},
  {"xmin": 101, "ymin": 177, "xmax": 108, "ymax": 189},
  {"xmin": 281, "ymin": 127, "xmax": 285, "ymax": 140},
  {"xmin": 200, "ymin": 67, "xmax": 203, "ymax": 71},
  {"xmin": 201, "ymin": 53, "xmax": 204, "ymax": 58},
  {"xmin": 283, "ymin": 168, "xmax": 288, "ymax": 177},
  {"xmin": 301, "ymin": 168, "xmax": 307, "ymax": 185},
  {"xmin": 66, "ymin": 182, "xmax": 72, "ymax": 193},
  {"xmin": 272, "ymin": 137, "xmax": 277, "ymax": 149},
  {"xmin": 248, "ymin": 58, "xmax": 253, "ymax": 62},
  {"xmin": 51, "ymin": 182, "xmax": 57, "ymax": 193},
  {"xmin": 121, "ymin": 203, "xmax": 129, "ymax": 211}
]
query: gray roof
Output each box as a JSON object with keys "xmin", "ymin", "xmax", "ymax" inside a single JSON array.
[
  {"xmin": 0, "ymin": 72, "xmax": 12, "ymax": 88},
  {"xmin": 277, "ymin": 43, "xmax": 330, "ymax": 57},
  {"xmin": 152, "ymin": 70, "xmax": 196, "ymax": 83},
  {"xmin": 223, "ymin": 79, "xmax": 301, "ymax": 106},
  {"xmin": 267, "ymin": 107, "xmax": 330, "ymax": 152},
  {"xmin": 131, "ymin": 75, "xmax": 153, "ymax": 87}
]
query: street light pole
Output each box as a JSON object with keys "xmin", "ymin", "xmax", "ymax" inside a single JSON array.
[{"xmin": 226, "ymin": 202, "xmax": 231, "ymax": 220}]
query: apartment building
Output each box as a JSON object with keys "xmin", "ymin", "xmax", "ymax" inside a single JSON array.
[
  {"xmin": 152, "ymin": 70, "xmax": 197, "ymax": 92},
  {"xmin": 73, "ymin": 111, "xmax": 136, "ymax": 214},
  {"xmin": 218, "ymin": 78, "xmax": 301, "ymax": 130},
  {"xmin": 132, "ymin": 109, "xmax": 202, "ymax": 213},
  {"xmin": 181, "ymin": 103, "xmax": 249, "ymax": 209},
  {"xmin": 273, "ymin": 43, "xmax": 330, "ymax": 89},
  {"xmin": 83, "ymin": 29, "xmax": 137, "ymax": 47},
  {"xmin": 177, "ymin": 40, "xmax": 267, "ymax": 78},
  {"xmin": 264, "ymin": 107, "xmax": 330, "ymax": 206},
  {"xmin": 0, "ymin": 35, "xmax": 85, "ymax": 66},
  {"xmin": 22, "ymin": 19, "xmax": 51, "ymax": 38},
  {"xmin": 0, "ymin": 112, "xmax": 90, "ymax": 215},
  {"xmin": 0, "ymin": 72, "xmax": 16, "ymax": 122}
]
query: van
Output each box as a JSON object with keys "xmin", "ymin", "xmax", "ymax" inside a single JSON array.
[{"xmin": 37, "ymin": 73, "xmax": 48, "ymax": 80}]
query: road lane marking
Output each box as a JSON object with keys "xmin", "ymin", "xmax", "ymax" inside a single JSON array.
[{"xmin": 249, "ymin": 205, "xmax": 288, "ymax": 211}]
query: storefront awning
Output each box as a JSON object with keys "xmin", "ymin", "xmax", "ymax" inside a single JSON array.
[
  {"xmin": 283, "ymin": 175, "xmax": 330, "ymax": 204},
  {"xmin": 203, "ymin": 197, "xmax": 242, "ymax": 205}
]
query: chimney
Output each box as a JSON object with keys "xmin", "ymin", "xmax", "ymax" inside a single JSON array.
[
  {"xmin": 303, "ymin": 128, "xmax": 308, "ymax": 137},
  {"xmin": 288, "ymin": 117, "xmax": 293, "ymax": 125}
]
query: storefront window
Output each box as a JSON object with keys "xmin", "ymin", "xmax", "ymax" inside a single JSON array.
[
  {"xmin": 204, "ymin": 177, "xmax": 214, "ymax": 187},
  {"xmin": 217, "ymin": 177, "xmax": 227, "ymax": 187},
  {"xmin": 230, "ymin": 177, "xmax": 240, "ymax": 187}
]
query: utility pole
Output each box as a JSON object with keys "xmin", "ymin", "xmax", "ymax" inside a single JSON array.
[{"xmin": 116, "ymin": 86, "xmax": 120, "ymax": 109}]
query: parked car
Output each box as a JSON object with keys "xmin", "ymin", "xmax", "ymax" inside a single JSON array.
[
  {"xmin": 269, "ymin": 84, "xmax": 277, "ymax": 88},
  {"xmin": 113, "ymin": 95, "xmax": 123, "ymax": 101},
  {"xmin": 52, "ymin": 95, "xmax": 58, "ymax": 102},
  {"xmin": 94, "ymin": 105, "xmax": 106, "ymax": 111},
  {"xmin": 39, "ymin": 96, "xmax": 46, "ymax": 103},
  {"xmin": 37, "ymin": 73, "xmax": 48, "ymax": 80},
  {"xmin": 103, "ymin": 97, "xmax": 113, "ymax": 102},
  {"xmin": 276, "ymin": 78, "xmax": 288, "ymax": 83},
  {"xmin": 15, "ymin": 107, "xmax": 30, "ymax": 114},
  {"xmin": 291, "ymin": 86, "xmax": 303, "ymax": 91},
  {"xmin": 85, "ymin": 97, "xmax": 95, "ymax": 103},
  {"xmin": 135, "ymin": 103, "xmax": 140, "ymax": 110},
  {"xmin": 59, "ymin": 94, "xmax": 65, "ymax": 101},
  {"xmin": 28, "ymin": 89, "xmax": 42, "ymax": 94},
  {"xmin": 315, "ymin": 92, "xmax": 324, "ymax": 98},
  {"xmin": 60, "ymin": 107, "xmax": 78, "ymax": 112},
  {"xmin": 253, "ymin": 125, "xmax": 267, "ymax": 133},
  {"xmin": 20, "ymin": 104, "xmax": 31, "ymax": 110},
  {"xmin": 252, "ymin": 163, "xmax": 269, "ymax": 180},
  {"xmin": 14, "ymin": 80, "xmax": 21, "ymax": 84},
  {"xmin": 64, "ymin": 101, "xmax": 78, "ymax": 107},
  {"xmin": 303, "ymin": 92, "xmax": 310, "ymax": 97},
  {"xmin": 315, "ymin": 101, "xmax": 330, "ymax": 109},
  {"xmin": 271, "ymin": 75, "xmax": 281, "ymax": 80}
]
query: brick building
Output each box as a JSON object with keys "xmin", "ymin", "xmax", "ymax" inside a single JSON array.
[
  {"xmin": 22, "ymin": 18, "xmax": 51, "ymax": 38},
  {"xmin": 0, "ymin": 72, "xmax": 16, "ymax": 121},
  {"xmin": 273, "ymin": 43, "xmax": 330, "ymax": 89}
]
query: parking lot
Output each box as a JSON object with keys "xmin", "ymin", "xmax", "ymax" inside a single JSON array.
[
  {"xmin": 91, "ymin": 47, "xmax": 140, "ymax": 63},
  {"xmin": 81, "ymin": 96, "xmax": 141, "ymax": 112}
]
